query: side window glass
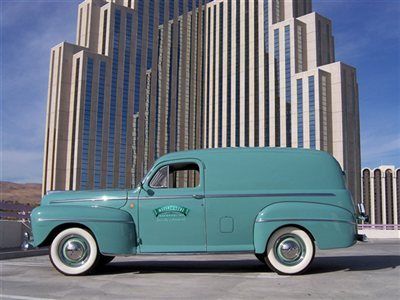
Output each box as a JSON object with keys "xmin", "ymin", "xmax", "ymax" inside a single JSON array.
[
  {"xmin": 149, "ymin": 166, "xmax": 168, "ymax": 188},
  {"xmin": 149, "ymin": 162, "xmax": 200, "ymax": 189},
  {"xmin": 168, "ymin": 162, "xmax": 200, "ymax": 189}
]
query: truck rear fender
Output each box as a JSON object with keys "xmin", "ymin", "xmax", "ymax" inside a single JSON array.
[{"xmin": 253, "ymin": 201, "xmax": 357, "ymax": 253}]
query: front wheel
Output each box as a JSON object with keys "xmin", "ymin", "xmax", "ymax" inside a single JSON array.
[
  {"xmin": 265, "ymin": 226, "xmax": 315, "ymax": 275},
  {"xmin": 50, "ymin": 227, "xmax": 99, "ymax": 275}
]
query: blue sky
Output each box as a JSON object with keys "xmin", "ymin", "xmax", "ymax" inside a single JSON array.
[{"xmin": 1, "ymin": 0, "xmax": 399, "ymax": 183}]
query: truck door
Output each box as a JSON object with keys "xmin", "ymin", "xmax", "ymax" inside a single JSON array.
[{"xmin": 138, "ymin": 159, "xmax": 206, "ymax": 253}]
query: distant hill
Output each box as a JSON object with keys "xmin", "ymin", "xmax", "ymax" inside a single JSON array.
[{"xmin": 0, "ymin": 181, "xmax": 42, "ymax": 206}]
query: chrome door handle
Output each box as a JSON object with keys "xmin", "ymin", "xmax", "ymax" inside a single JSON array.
[{"xmin": 192, "ymin": 194, "xmax": 204, "ymax": 199}]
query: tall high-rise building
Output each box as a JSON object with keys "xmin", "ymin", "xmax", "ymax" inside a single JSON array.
[
  {"xmin": 202, "ymin": 0, "xmax": 361, "ymax": 200},
  {"xmin": 43, "ymin": 0, "xmax": 361, "ymax": 203},
  {"xmin": 42, "ymin": 0, "xmax": 210, "ymax": 194},
  {"xmin": 362, "ymin": 166, "xmax": 399, "ymax": 226}
]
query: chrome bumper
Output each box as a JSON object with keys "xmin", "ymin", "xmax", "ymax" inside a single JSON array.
[{"xmin": 21, "ymin": 220, "xmax": 34, "ymax": 250}]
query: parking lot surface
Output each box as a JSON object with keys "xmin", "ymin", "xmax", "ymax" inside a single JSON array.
[{"xmin": 1, "ymin": 239, "xmax": 399, "ymax": 300}]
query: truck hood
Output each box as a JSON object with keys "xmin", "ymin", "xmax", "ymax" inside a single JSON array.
[{"xmin": 40, "ymin": 189, "xmax": 137, "ymax": 209}]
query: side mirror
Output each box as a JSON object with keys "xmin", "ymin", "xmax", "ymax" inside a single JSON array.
[{"xmin": 139, "ymin": 181, "xmax": 154, "ymax": 196}]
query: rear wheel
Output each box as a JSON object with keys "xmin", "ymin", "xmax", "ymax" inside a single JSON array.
[
  {"xmin": 50, "ymin": 227, "xmax": 99, "ymax": 275},
  {"xmin": 265, "ymin": 226, "xmax": 315, "ymax": 275}
]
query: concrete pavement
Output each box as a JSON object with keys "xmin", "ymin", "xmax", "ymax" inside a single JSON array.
[{"xmin": 1, "ymin": 239, "xmax": 399, "ymax": 299}]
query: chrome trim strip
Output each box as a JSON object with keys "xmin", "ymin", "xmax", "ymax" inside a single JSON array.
[
  {"xmin": 51, "ymin": 193, "xmax": 335, "ymax": 203},
  {"xmin": 37, "ymin": 218, "xmax": 134, "ymax": 224},
  {"xmin": 256, "ymin": 218, "xmax": 356, "ymax": 225},
  {"xmin": 137, "ymin": 195, "xmax": 196, "ymax": 200},
  {"xmin": 137, "ymin": 192, "xmax": 335, "ymax": 201},
  {"xmin": 207, "ymin": 193, "xmax": 335, "ymax": 198},
  {"xmin": 49, "ymin": 197, "xmax": 125, "ymax": 204}
]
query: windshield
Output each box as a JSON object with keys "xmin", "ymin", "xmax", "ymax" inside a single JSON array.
[{"xmin": 137, "ymin": 165, "xmax": 156, "ymax": 188}]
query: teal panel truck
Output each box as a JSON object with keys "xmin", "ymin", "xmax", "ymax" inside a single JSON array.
[{"xmin": 30, "ymin": 148, "xmax": 367, "ymax": 275}]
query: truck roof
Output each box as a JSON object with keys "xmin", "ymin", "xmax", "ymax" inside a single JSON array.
[{"xmin": 160, "ymin": 147, "xmax": 328, "ymax": 161}]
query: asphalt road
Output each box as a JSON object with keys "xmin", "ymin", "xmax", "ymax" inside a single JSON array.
[{"xmin": 1, "ymin": 239, "xmax": 399, "ymax": 300}]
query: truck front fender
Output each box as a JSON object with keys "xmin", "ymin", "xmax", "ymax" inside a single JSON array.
[
  {"xmin": 253, "ymin": 201, "xmax": 357, "ymax": 253},
  {"xmin": 30, "ymin": 205, "xmax": 137, "ymax": 255}
]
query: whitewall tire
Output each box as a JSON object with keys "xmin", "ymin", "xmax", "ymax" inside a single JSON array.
[
  {"xmin": 50, "ymin": 227, "xmax": 99, "ymax": 275},
  {"xmin": 265, "ymin": 226, "xmax": 315, "ymax": 275}
]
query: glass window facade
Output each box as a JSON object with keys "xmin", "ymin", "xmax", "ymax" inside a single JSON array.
[
  {"xmin": 81, "ymin": 57, "xmax": 94, "ymax": 189},
  {"xmin": 244, "ymin": 0, "xmax": 249, "ymax": 147},
  {"xmin": 133, "ymin": 2, "xmax": 144, "ymax": 114},
  {"xmin": 321, "ymin": 74, "xmax": 328, "ymax": 150},
  {"xmin": 274, "ymin": 0, "xmax": 281, "ymax": 23},
  {"xmin": 235, "ymin": 0, "xmax": 240, "ymax": 146},
  {"xmin": 200, "ymin": 8, "xmax": 206, "ymax": 146},
  {"xmin": 264, "ymin": 0, "xmax": 269, "ymax": 146},
  {"xmin": 179, "ymin": 0, "xmax": 183, "ymax": 16},
  {"xmin": 147, "ymin": 0, "xmax": 155, "ymax": 70},
  {"xmin": 169, "ymin": 0, "xmax": 174, "ymax": 20},
  {"xmin": 176, "ymin": 19, "xmax": 182, "ymax": 150},
  {"xmin": 226, "ymin": 0, "xmax": 232, "ymax": 146},
  {"xmin": 155, "ymin": 28, "xmax": 162, "ymax": 159},
  {"xmin": 206, "ymin": 8, "xmax": 211, "ymax": 147},
  {"xmin": 218, "ymin": 3, "xmax": 223, "ymax": 147},
  {"xmin": 254, "ymin": 0, "xmax": 259, "ymax": 147},
  {"xmin": 309, "ymin": 75, "xmax": 315, "ymax": 149},
  {"xmin": 94, "ymin": 61, "xmax": 106, "ymax": 188},
  {"xmin": 167, "ymin": 24, "xmax": 174, "ymax": 152},
  {"xmin": 297, "ymin": 78, "xmax": 303, "ymax": 148},
  {"xmin": 296, "ymin": 25, "xmax": 303, "ymax": 72},
  {"xmin": 118, "ymin": 12, "xmax": 133, "ymax": 188},
  {"xmin": 212, "ymin": 6, "xmax": 216, "ymax": 147},
  {"xmin": 106, "ymin": 9, "xmax": 121, "ymax": 187},
  {"xmin": 274, "ymin": 28, "xmax": 280, "ymax": 146},
  {"xmin": 70, "ymin": 58, "xmax": 80, "ymax": 188},
  {"xmin": 102, "ymin": 10, "xmax": 108, "ymax": 55},
  {"xmin": 188, "ymin": 0, "xmax": 192, "ymax": 13},
  {"xmin": 285, "ymin": 25, "xmax": 291, "ymax": 147},
  {"xmin": 159, "ymin": 0, "xmax": 165, "ymax": 25}
]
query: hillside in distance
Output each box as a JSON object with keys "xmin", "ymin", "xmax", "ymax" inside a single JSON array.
[{"xmin": 0, "ymin": 181, "xmax": 42, "ymax": 206}]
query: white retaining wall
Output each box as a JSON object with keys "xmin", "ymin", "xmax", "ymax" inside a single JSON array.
[{"xmin": 0, "ymin": 220, "xmax": 24, "ymax": 249}]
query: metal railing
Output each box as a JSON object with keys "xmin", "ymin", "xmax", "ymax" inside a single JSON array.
[
  {"xmin": 358, "ymin": 224, "xmax": 399, "ymax": 230},
  {"xmin": 0, "ymin": 201, "xmax": 33, "ymax": 221}
]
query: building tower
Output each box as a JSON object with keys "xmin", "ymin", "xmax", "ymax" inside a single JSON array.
[
  {"xmin": 42, "ymin": 0, "xmax": 210, "ymax": 194},
  {"xmin": 43, "ymin": 0, "xmax": 361, "ymax": 203},
  {"xmin": 200, "ymin": 0, "xmax": 361, "ymax": 201},
  {"xmin": 362, "ymin": 166, "xmax": 399, "ymax": 226}
]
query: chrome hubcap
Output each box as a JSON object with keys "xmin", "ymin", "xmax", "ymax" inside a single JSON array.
[
  {"xmin": 59, "ymin": 235, "xmax": 90, "ymax": 267},
  {"xmin": 65, "ymin": 241, "xmax": 85, "ymax": 260},
  {"xmin": 275, "ymin": 235, "xmax": 305, "ymax": 266},
  {"xmin": 280, "ymin": 240, "xmax": 301, "ymax": 260}
]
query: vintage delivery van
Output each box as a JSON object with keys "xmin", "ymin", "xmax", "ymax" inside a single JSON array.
[{"xmin": 30, "ymin": 148, "xmax": 366, "ymax": 275}]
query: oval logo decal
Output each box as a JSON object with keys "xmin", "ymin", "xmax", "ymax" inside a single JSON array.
[{"xmin": 153, "ymin": 205, "xmax": 190, "ymax": 217}]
